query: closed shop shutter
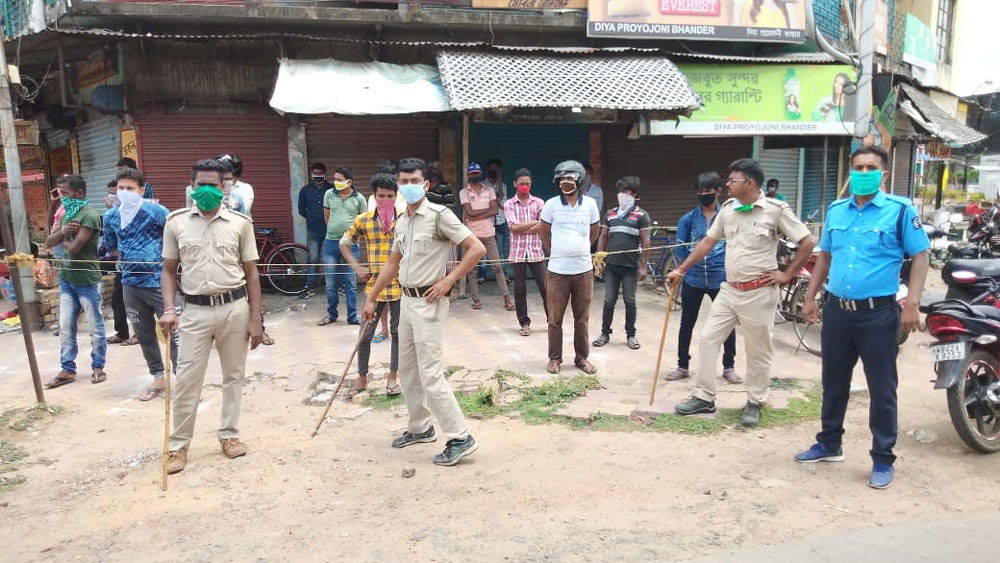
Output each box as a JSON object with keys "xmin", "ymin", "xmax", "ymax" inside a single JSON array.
[
  {"xmin": 45, "ymin": 129, "xmax": 72, "ymax": 149},
  {"xmin": 891, "ymin": 140, "xmax": 915, "ymax": 198},
  {"xmin": 757, "ymin": 142, "xmax": 801, "ymax": 211},
  {"xmin": 603, "ymin": 127, "xmax": 752, "ymax": 227},
  {"xmin": 305, "ymin": 116, "xmax": 439, "ymax": 191},
  {"xmin": 469, "ymin": 123, "xmax": 591, "ymax": 202},
  {"xmin": 135, "ymin": 114, "xmax": 292, "ymax": 241},
  {"xmin": 801, "ymin": 139, "xmax": 842, "ymax": 223},
  {"xmin": 77, "ymin": 115, "xmax": 122, "ymax": 209}
]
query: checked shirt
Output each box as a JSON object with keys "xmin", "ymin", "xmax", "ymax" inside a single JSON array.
[{"xmin": 341, "ymin": 210, "xmax": 401, "ymax": 302}]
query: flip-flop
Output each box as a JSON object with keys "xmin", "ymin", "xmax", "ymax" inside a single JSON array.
[
  {"xmin": 45, "ymin": 375, "xmax": 76, "ymax": 388},
  {"xmin": 120, "ymin": 336, "xmax": 140, "ymax": 346},
  {"xmin": 317, "ymin": 316, "xmax": 337, "ymax": 326},
  {"xmin": 574, "ymin": 361, "xmax": 598, "ymax": 375},
  {"xmin": 546, "ymin": 360, "xmax": 561, "ymax": 375},
  {"xmin": 91, "ymin": 369, "xmax": 107, "ymax": 384},
  {"xmin": 107, "ymin": 334, "xmax": 125, "ymax": 344},
  {"xmin": 385, "ymin": 384, "xmax": 402, "ymax": 396},
  {"xmin": 139, "ymin": 387, "xmax": 165, "ymax": 401},
  {"xmin": 262, "ymin": 334, "xmax": 275, "ymax": 346},
  {"xmin": 471, "ymin": 299, "xmax": 482, "ymax": 310},
  {"xmin": 371, "ymin": 333, "xmax": 388, "ymax": 344},
  {"xmin": 504, "ymin": 299, "xmax": 516, "ymax": 311}
]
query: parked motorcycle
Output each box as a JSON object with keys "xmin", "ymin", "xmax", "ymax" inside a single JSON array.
[{"xmin": 924, "ymin": 263, "xmax": 1000, "ymax": 453}]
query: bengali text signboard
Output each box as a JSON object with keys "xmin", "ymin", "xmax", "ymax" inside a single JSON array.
[
  {"xmin": 651, "ymin": 64, "xmax": 858, "ymax": 136},
  {"xmin": 587, "ymin": 0, "xmax": 808, "ymax": 42}
]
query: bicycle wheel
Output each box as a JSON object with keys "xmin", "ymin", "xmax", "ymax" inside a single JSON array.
[
  {"xmin": 791, "ymin": 283, "xmax": 822, "ymax": 357},
  {"xmin": 263, "ymin": 243, "xmax": 309, "ymax": 296}
]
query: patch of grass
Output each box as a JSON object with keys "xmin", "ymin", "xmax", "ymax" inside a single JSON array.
[
  {"xmin": 1, "ymin": 404, "xmax": 64, "ymax": 432},
  {"xmin": 494, "ymin": 369, "xmax": 531, "ymax": 386},
  {"xmin": 368, "ymin": 393, "xmax": 406, "ymax": 411},
  {"xmin": 0, "ymin": 474, "xmax": 26, "ymax": 493},
  {"xmin": 456, "ymin": 387, "xmax": 505, "ymax": 419},
  {"xmin": 446, "ymin": 365, "xmax": 464, "ymax": 376},
  {"xmin": 0, "ymin": 439, "xmax": 28, "ymax": 493},
  {"xmin": 769, "ymin": 378, "xmax": 804, "ymax": 390},
  {"xmin": 648, "ymin": 414, "xmax": 726, "ymax": 435}
]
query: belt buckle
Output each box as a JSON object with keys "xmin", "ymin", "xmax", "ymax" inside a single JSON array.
[{"xmin": 211, "ymin": 293, "xmax": 223, "ymax": 306}]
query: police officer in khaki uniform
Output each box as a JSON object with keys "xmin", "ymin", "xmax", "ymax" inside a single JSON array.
[
  {"xmin": 363, "ymin": 157, "xmax": 486, "ymax": 466},
  {"xmin": 668, "ymin": 158, "xmax": 816, "ymax": 427},
  {"xmin": 160, "ymin": 159, "xmax": 263, "ymax": 474}
]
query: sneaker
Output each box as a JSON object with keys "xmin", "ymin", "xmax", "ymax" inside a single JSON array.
[
  {"xmin": 741, "ymin": 402, "xmax": 762, "ymax": 427},
  {"xmin": 391, "ymin": 426, "xmax": 436, "ymax": 449},
  {"xmin": 868, "ymin": 464, "xmax": 894, "ymax": 489},
  {"xmin": 299, "ymin": 288, "xmax": 315, "ymax": 300},
  {"xmin": 794, "ymin": 443, "xmax": 845, "ymax": 463},
  {"xmin": 433, "ymin": 435, "xmax": 480, "ymax": 466},
  {"xmin": 665, "ymin": 368, "xmax": 690, "ymax": 381},
  {"xmin": 593, "ymin": 333, "xmax": 610, "ymax": 347},
  {"xmin": 722, "ymin": 368, "xmax": 743, "ymax": 385},
  {"xmin": 675, "ymin": 396, "xmax": 716, "ymax": 415},
  {"xmin": 220, "ymin": 438, "xmax": 248, "ymax": 459},
  {"xmin": 166, "ymin": 449, "xmax": 187, "ymax": 474}
]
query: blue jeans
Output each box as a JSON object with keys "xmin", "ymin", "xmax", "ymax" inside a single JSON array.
[
  {"xmin": 323, "ymin": 239, "xmax": 358, "ymax": 322},
  {"xmin": 479, "ymin": 223, "xmax": 513, "ymax": 279},
  {"xmin": 305, "ymin": 232, "xmax": 325, "ymax": 289},
  {"xmin": 59, "ymin": 279, "xmax": 107, "ymax": 373}
]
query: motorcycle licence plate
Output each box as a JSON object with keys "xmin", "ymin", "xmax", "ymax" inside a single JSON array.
[{"xmin": 931, "ymin": 343, "xmax": 966, "ymax": 362}]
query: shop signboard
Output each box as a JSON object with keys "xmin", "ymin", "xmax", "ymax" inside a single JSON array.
[
  {"xmin": 903, "ymin": 13, "xmax": 936, "ymax": 69},
  {"xmin": 472, "ymin": 0, "xmax": 586, "ymax": 8},
  {"xmin": 651, "ymin": 63, "xmax": 858, "ymax": 136},
  {"xmin": 587, "ymin": 0, "xmax": 808, "ymax": 42}
]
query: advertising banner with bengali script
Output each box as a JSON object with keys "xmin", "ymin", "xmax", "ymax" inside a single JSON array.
[
  {"xmin": 587, "ymin": 0, "xmax": 807, "ymax": 42},
  {"xmin": 651, "ymin": 63, "xmax": 858, "ymax": 136}
]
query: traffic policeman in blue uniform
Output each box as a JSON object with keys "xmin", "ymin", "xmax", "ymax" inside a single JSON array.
[{"xmin": 795, "ymin": 145, "xmax": 930, "ymax": 490}]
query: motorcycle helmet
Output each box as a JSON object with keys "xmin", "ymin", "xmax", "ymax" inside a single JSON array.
[
  {"xmin": 552, "ymin": 160, "xmax": 586, "ymax": 190},
  {"xmin": 216, "ymin": 153, "xmax": 243, "ymax": 177}
]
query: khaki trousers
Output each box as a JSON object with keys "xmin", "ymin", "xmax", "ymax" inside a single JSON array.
[
  {"xmin": 169, "ymin": 297, "xmax": 250, "ymax": 451},
  {"xmin": 693, "ymin": 283, "xmax": 778, "ymax": 406},
  {"xmin": 398, "ymin": 295, "xmax": 469, "ymax": 441},
  {"xmin": 466, "ymin": 235, "xmax": 509, "ymax": 300}
]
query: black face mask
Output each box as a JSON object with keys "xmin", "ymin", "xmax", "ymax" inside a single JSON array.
[
  {"xmin": 487, "ymin": 169, "xmax": 498, "ymax": 180},
  {"xmin": 312, "ymin": 176, "xmax": 325, "ymax": 184},
  {"xmin": 698, "ymin": 193, "xmax": 717, "ymax": 207}
]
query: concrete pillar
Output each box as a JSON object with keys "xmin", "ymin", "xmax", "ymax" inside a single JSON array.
[{"xmin": 287, "ymin": 116, "xmax": 308, "ymax": 245}]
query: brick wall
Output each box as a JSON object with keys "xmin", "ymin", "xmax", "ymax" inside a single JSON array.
[{"xmin": 2, "ymin": 177, "xmax": 52, "ymax": 245}]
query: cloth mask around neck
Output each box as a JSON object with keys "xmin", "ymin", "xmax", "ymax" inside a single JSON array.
[
  {"xmin": 117, "ymin": 189, "xmax": 143, "ymax": 229},
  {"xmin": 376, "ymin": 197, "xmax": 396, "ymax": 235},
  {"xmin": 191, "ymin": 184, "xmax": 224, "ymax": 212},
  {"xmin": 849, "ymin": 169, "xmax": 883, "ymax": 196},
  {"xmin": 616, "ymin": 193, "xmax": 636, "ymax": 218},
  {"xmin": 61, "ymin": 196, "xmax": 87, "ymax": 220}
]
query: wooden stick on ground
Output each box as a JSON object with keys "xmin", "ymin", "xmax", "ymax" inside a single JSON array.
[
  {"xmin": 158, "ymin": 324, "xmax": 173, "ymax": 492},
  {"xmin": 649, "ymin": 281, "xmax": 678, "ymax": 406},
  {"xmin": 312, "ymin": 320, "xmax": 372, "ymax": 437}
]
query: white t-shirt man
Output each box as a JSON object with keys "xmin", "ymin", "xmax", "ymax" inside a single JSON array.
[{"xmin": 540, "ymin": 194, "xmax": 600, "ymax": 275}]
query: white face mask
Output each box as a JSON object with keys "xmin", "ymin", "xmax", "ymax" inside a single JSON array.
[
  {"xmin": 223, "ymin": 180, "xmax": 235, "ymax": 194},
  {"xmin": 617, "ymin": 193, "xmax": 636, "ymax": 210},
  {"xmin": 117, "ymin": 189, "xmax": 143, "ymax": 229}
]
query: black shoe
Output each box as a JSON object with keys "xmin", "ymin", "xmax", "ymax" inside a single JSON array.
[
  {"xmin": 593, "ymin": 333, "xmax": 610, "ymax": 347},
  {"xmin": 741, "ymin": 402, "xmax": 762, "ymax": 427},
  {"xmin": 433, "ymin": 435, "xmax": 479, "ymax": 466},
  {"xmin": 675, "ymin": 396, "xmax": 716, "ymax": 415},
  {"xmin": 347, "ymin": 318, "xmax": 361, "ymax": 326},
  {"xmin": 391, "ymin": 426, "xmax": 436, "ymax": 448}
]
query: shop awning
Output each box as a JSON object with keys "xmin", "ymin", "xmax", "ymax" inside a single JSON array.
[
  {"xmin": 269, "ymin": 58, "xmax": 451, "ymax": 115},
  {"xmin": 435, "ymin": 52, "xmax": 701, "ymax": 114},
  {"xmin": 899, "ymin": 84, "xmax": 986, "ymax": 146}
]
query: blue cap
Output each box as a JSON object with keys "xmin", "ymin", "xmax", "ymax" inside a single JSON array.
[{"xmin": 467, "ymin": 162, "xmax": 482, "ymax": 175}]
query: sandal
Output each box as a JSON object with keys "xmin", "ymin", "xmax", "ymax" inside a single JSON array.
[
  {"xmin": 627, "ymin": 337, "xmax": 641, "ymax": 350},
  {"xmin": 385, "ymin": 384, "xmax": 402, "ymax": 396},
  {"xmin": 317, "ymin": 316, "xmax": 337, "ymax": 326},
  {"xmin": 345, "ymin": 378, "xmax": 368, "ymax": 400},
  {"xmin": 574, "ymin": 360, "xmax": 598, "ymax": 375},
  {"xmin": 91, "ymin": 369, "xmax": 107, "ymax": 384},
  {"xmin": 546, "ymin": 360, "xmax": 561, "ymax": 375},
  {"xmin": 262, "ymin": 333, "xmax": 275, "ymax": 346},
  {"xmin": 107, "ymin": 334, "xmax": 126, "ymax": 344},
  {"xmin": 471, "ymin": 299, "xmax": 482, "ymax": 310},
  {"xmin": 519, "ymin": 325, "xmax": 531, "ymax": 337},
  {"xmin": 371, "ymin": 332, "xmax": 388, "ymax": 344},
  {"xmin": 593, "ymin": 333, "xmax": 610, "ymax": 347},
  {"xmin": 45, "ymin": 371, "xmax": 76, "ymax": 389},
  {"xmin": 120, "ymin": 336, "xmax": 140, "ymax": 346},
  {"xmin": 504, "ymin": 298, "xmax": 516, "ymax": 311},
  {"xmin": 139, "ymin": 387, "xmax": 165, "ymax": 401}
]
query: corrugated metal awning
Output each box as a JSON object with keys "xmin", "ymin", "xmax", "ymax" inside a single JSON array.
[
  {"xmin": 899, "ymin": 84, "xmax": 987, "ymax": 146},
  {"xmin": 435, "ymin": 52, "xmax": 701, "ymax": 114}
]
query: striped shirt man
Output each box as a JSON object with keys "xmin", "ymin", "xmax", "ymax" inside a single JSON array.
[{"xmin": 504, "ymin": 194, "xmax": 546, "ymax": 263}]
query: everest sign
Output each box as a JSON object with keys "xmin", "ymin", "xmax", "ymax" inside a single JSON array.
[
  {"xmin": 660, "ymin": 0, "xmax": 720, "ymax": 16},
  {"xmin": 588, "ymin": 0, "xmax": 807, "ymax": 42}
]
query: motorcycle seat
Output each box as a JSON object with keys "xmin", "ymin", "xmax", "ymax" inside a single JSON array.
[
  {"xmin": 971, "ymin": 305, "xmax": 1000, "ymax": 321},
  {"xmin": 943, "ymin": 259, "xmax": 1000, "ymax": 280}
]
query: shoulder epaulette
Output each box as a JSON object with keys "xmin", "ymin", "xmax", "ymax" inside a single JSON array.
[{"xmin": 166, "ymin": 207, "xmax": 191, "ymax": 220}]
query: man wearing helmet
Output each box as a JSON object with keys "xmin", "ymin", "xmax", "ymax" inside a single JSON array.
[{"xmin": 538, "ymin": 160, "xmax": 601, "ymax": 375}]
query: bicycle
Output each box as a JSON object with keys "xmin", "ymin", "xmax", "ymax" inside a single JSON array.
[
  {"xmin": 774, "ymin": 236, "xmax": 825, "ymax": 356},
  {"xmin": 646, "ymin": 224, "xmax": 683, "ymax": 311},
  {"xmin": 255, "ymin": 227, "xmax": 309, "ymax": 296}
]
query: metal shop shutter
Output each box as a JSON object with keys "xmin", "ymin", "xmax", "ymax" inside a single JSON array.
[
  {"xmin": 891, "ymin": 140, "xmax": 915, "ymax": 198},
  {"xmin": 135, "ymin": 114, "xmax": 292, "ymax": 241},
  {"xmin": 801, "ymin": 140, "xmax": 843, "ymax": 223},
  {"xmin": 469, "ymin": 123, "xmax": 591, "ymax": 203},
  {"xmin": 603, "ymin": 127, "xmax": 752, "ymax": 227},
  {"xmin": 77, "ymin": 115, "xmax": 122, "ymax": 209},
  {"xmin": 756, "ymin": 142, "xmax": 801, "ymax": 212},
  {"xmin": 305, "ymin": 116, "xmax": 439, "ymax": 192}
]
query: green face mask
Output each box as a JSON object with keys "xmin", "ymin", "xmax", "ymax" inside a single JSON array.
[
  {"xmin": 849, "ymin": 170, "xmax": 883, "ymax": 196},
  {"xmin": 191, "ymin": 184, "xmax": 224, "ymax": 212}
]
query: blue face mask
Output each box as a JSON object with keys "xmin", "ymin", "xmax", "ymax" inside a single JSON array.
[
  {"xmin": 849, "ymin": 170, "xmax": 883, "ymax": 196},
  {"xmin": 398, "ymin": 182, "xmax": 426, "ymax": 204}
]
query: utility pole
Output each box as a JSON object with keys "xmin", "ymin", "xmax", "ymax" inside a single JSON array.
[
  {"xmin": 854, "ymin": 0, "xmax": 876, "ymax": 143},
  {"xmin": 0, "ymin": 28, "xmax": 45, "ymax": 402}
]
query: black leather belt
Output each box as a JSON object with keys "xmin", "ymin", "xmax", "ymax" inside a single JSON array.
[
  {"xmin": 830, "ymin": 294, "xmax": 895, "ymax": 312},
  {"xmin": 401, "ymin": 286, "xmax": 433, "ymax": 298},
  {"xmin": 183, "ymin": 286, "xmax": 247, "ymax": 307}
]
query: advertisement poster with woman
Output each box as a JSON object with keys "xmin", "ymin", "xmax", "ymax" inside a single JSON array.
[{"xmin": 588, "ymin": 0, "xmax": 809, "ymax": 41}]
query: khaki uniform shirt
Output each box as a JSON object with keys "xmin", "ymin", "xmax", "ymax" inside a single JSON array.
[
  {"xmin": 706, "ymin": 193, "xmax": 811, "ymax": 283},
  {"xmin": 392, "ymin": 198, "xmax": 472, "ymax": 288},
  {"xmin": 163, "ymin": 206, "xmax": 259, "ymax": 296}
]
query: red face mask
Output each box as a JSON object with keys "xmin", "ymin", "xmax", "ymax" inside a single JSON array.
[{"xmin": 516, "ymin": 185, "xmax": 531, "ymax": 195}]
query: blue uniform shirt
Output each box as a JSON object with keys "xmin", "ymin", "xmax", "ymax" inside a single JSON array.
[
  {"xmin": 820, "ymin": 191, "xmax": 930, "ymax": 299},
  {"xmin": 103, "ymin": 201, "xmax": 169, "ymax": 288},
  {"xmin": 675, "ymin": 204, "xmax": 726, "ymax": 289}
]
